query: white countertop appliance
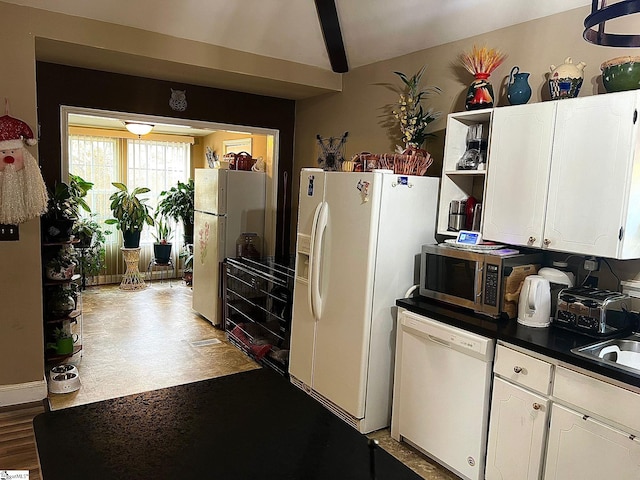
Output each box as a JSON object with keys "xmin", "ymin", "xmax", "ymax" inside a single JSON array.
[
  {"xmin": 192, "ymin": 168, "xmax": 266, "ymax": 326},
  {"xmin": 289, "ymin": 168, "xmax": 439, "ymax": 434},
  {"xmin": 517, "ymin": 275, "xmax": 552, "ymax": 327},
  {"xmin": 391, "ymin": 309, "xmax": 495, "ymax": 480}
]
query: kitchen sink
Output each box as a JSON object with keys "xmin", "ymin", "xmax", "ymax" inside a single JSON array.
[{"xmin": 571, "ymin": 333, "xmax": 640, "ymax": 375}]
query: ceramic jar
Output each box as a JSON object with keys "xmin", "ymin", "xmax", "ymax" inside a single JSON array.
[
  {"xmin": 507, "ymin": 66, "xmax": 532, "ymax": 105},
  {"xmin": 549, "ymin": 57, "xmax": 586, "ymax": 100}
]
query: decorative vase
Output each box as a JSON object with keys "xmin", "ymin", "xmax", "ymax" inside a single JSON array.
[
  {"xmin": 549, "ymin": 57, "xmax": 586, "ymax": 100},
  {"xmin": 507, "ymin": 66, "xmax": 532, "ymax": 105},
  {"xmin": 465, "ymin": 73, "xmax": 495, "ymax": 111}
]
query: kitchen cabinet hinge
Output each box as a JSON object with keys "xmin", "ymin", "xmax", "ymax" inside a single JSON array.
[
  {"xmin": 634, "ymin": 109, "xmax": 638, "ymax": 124},
  {"xmin": 619, "ymin": 227, "xmax": 624, "ymax": 241}
]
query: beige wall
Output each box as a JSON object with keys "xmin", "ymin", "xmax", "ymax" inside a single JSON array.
[
  {"xmin": 292, "ymin": 6, "xmax": 640, "ymax": 288},
  {"xmin": 0, "ymin": 4, "xmax": 44, "ymax": 390}
]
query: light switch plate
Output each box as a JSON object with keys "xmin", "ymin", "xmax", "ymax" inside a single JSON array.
[{"xmin": 0, "ymin": 224, "xmax": 19, "ymax": 241}]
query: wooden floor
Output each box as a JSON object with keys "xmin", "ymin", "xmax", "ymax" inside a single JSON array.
[{"xmin": 0, "ymin": 402, "xmax": 44, "ymax": 479}]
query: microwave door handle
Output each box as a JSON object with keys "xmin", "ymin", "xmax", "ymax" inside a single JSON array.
[{"xmin": 475, "ymin": 263, "xmax": 484, "ymax": 306}]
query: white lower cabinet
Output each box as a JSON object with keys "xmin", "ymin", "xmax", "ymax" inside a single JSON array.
[
  {"xmin": 543, "ymin": 403, "xmax": 640, "ymax": 479},
  {"xmin": 486, "ymin": 345, "xmax": 640, "ymax": 480},
  {"xmin": 485, "ymin": 377, "xmax": 549, "ymax": 480}
]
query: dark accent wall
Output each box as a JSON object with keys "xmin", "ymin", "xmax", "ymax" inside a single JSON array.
[{"xmin": 36, "ymin": 62, "xmax": 295, "ymax": 257}]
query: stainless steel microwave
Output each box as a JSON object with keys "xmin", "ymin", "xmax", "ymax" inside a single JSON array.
[{"xmin": 419, "ymin": 244, "xmax": 542, "ymax": 318}]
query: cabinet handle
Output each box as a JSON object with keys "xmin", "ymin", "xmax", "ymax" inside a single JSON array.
[
  {"xmin": 543, "ymin": 238, "xmax": 551, "ymax": 247},
  {"xmin": 513, "ymin": 366, "xmax": 523, "ymax": 373},
  {"xmin": 528, "ymin": 236, "xmax": 535, "ymax": 245},
  {"xmin": 532, "ymin": 403, "xmax": 541, "ymax": 411}
]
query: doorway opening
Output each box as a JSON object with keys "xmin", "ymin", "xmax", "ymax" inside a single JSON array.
[{"xmin": 60, "ymin": 106, "xmax": 279, "ymax": 285}]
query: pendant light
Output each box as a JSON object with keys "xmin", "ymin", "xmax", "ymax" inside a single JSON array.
[
  {"xmin": 124, "ymin": 122, "xmax": 153, "ymax": 137},
  {"xmin": 584, "ymin": 0, "xmax": 640, "ymax": 47}
]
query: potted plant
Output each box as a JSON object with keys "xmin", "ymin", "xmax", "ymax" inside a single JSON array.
[
  {"xmin": 42, "ymin": 174, "xmax": 93, "ymax": 242},
  {"xmin": 151, "ymin": 214, "xmax": 174, "ymax": 264},
  {"xmin": 47, "ymin": 326, "xmax": 77, "ymax": 355},
  {"xmin": 46, "ymin": 284, "xmax": 78, "ymax": 319},
  {"xmin": 45, "ymin": 244, "xmax": 78, "ymax": 281},
  {"xmin": 72, "ymin": 214, "xmax": 112, "ymax": 285},
  {"xmin": 180, "ymin": 246, "xmax": 194, "ymax": 286},
  {"xmin": 156, "ymin": 179, "xmax": 194, "ymax": 246},
  {"xmin": 105, "ymin": 182, "xmax": 154, "ymax": 248}
]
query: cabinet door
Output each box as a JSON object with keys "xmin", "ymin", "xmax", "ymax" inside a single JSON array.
[
  {"xmin": 483, "ymin": 102, "xmax": 556, "ymax": 247},
  {"xmin": 545, "ymin": 92, "xmax": 639, "ymax": 257},
  {"xmin": 544, "ymin": 403, "xmax": 640, "ymax": 479},
  {"xmin": 485, "ymin": 377, "xmax": 548, "ymax": 480}
]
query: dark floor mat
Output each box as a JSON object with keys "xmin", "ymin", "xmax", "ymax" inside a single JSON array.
[{"xmin": 34, "ymin": 368, "xmax": 421, "ymax": 480}]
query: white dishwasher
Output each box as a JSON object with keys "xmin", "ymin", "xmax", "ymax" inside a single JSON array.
[{"xmin": 391, "ymin": 308, "xmax": 495, "ymax": 480}]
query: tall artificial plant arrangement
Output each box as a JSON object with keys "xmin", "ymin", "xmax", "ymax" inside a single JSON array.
[
  {"xmin": 459, "ymin": 45, "xmax": 507, "ymax": 110},
  {"xmin": 392, "ymin": 66, "xmax": 441, "ymax": 150}
]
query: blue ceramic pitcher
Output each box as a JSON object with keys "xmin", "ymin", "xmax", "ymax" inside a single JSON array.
[{"xmin": 507, "ymin": 66, "xmax": 531, "ymax": 105}]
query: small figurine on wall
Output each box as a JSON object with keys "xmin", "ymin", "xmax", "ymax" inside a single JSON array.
[
  {"xmin": 0, "ymin": 100, "xmax": 48, "ymax": 225},
  {"xmin": 169, "ymin": 88, "xmax": 188, "ymax": 112},
  {"xmin": 316, "ymin": 132, "xmax": 348, "ymax": 171}
]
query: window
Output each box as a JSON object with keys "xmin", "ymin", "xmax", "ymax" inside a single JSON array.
[{"xmin": 68, "ymin": 133, "xmax": 190, "ymax": 283}]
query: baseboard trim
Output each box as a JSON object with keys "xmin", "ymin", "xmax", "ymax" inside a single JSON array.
[{"xmin": 0, "ymin": 378, "xmax": 48, "ymax": 407}]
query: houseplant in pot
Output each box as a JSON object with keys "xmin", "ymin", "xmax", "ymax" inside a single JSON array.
[
  {"xmin": 156, "ymin": 179, "xmax": 194, "ymax": 246},
  {"xmin": 151, "ymin": 214, "xmax": 174, "ymax": 264},
  {"xmin": 44, "ymin": 244, "xmax": 78, "ymax": 281},
  {"xmin": 42, "ymin": 174, "xmax": 93, "ymax": 242},
  {"xmin": 72, "ymin": 214, "xmax": 112, "ymax": 284},
  {"xmin": 105, "ymin": 182, "xmax": 154, "ymax": 248}
]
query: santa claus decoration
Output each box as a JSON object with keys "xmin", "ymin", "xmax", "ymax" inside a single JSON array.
[{"xmin": 0, "ymin": 103, "xmax": 48, "ymax": 225}]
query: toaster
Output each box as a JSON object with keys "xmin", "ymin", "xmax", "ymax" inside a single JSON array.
[{"xmin": 555, "ymin": 286, "xmax": 631, "ymax": 338}]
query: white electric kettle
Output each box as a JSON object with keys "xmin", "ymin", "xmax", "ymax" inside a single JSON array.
[{"xmin": 517, "ymin": 275, "xmax": 551, "ymax": 327}]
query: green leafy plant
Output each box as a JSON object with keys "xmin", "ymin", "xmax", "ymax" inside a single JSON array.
[
  {"xmin": 392, "ymin": 66, "xmax": 441, "ymax": 148},
  {"xmin": 156, "ymin": 179, "xmax": 194, "ymax": 244},
  {"xmin": 73, "ymin": 215, "xmax": 112, "ymax": 277},
  {"xmin": 51, "ymin": 326, "xmax": 73, "ymax": 340},
  {"xmin": 105, "ymin": 182, "xmax": 154, "ymax": 233},
  {"xmin": 45, "ymin": 174, "xmax": 93, "ymax": 221},
  {"xmin": 151, "ymin": 215, "xmax": 174, "ymax": 244}
]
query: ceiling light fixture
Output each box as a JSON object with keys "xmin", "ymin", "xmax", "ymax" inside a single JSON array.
[
  {"xmin": 124, "ymin": 122, "xmax": 154, "ymax": 136},
  {"xmin": 584, "ymin": 0, "xmax": 640, "ymax": 47}
]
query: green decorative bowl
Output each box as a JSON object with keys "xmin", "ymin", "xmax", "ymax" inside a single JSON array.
[{"xmin": 601, "ymin": 56, "xmax": 640, "ymax": 93}]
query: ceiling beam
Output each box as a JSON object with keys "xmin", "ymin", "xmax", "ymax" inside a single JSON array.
[{"xmin": 314, "ymin": 0, "xmax": 349, "ymax": 73}]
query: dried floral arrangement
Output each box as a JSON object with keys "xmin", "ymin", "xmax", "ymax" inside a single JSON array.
[
  {"xmin": 459, "ymin": 45, "xmax": 508, "ymax": 76},
  {"xmin": 392, "ymin": 66, "xmax": 441, "ymax": 148}
]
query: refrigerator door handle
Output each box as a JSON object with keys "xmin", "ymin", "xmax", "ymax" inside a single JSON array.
[
  {"xmin": 308, "ymin": 202, "xmax": 323, "ymax": 321},
  {"xmin": 310, "ymin": 201, "xmax": 328, "ymax": 321}
]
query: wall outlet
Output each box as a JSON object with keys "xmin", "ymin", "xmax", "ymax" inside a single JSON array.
[
  {"xmin": 584, "ymin": 258, "xmax": 599, "ymax": 272},
  {"xmin": 0, "ymin": 224, "xmax": 19, "ymax": 241}
]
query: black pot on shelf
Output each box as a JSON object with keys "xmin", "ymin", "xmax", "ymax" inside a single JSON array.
[
  {"xmin": 153, "ymin": 243, "xmax": 172, "ymax": 264},
  {"xmin": 122, "ymin": 230, "xmax": 141, "ymax": 248}
]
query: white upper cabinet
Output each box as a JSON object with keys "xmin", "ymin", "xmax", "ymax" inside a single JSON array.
[
  {"xmin": 482, "ymin": 90, "xmax": 640, "ymax": 259},
  {"xmin": 546, "ymin": 92, "xmax": 640, "ymax": 258},
  {"xmin": 483, "ymin": 102, "xmax": 556, "ymax": 248}
]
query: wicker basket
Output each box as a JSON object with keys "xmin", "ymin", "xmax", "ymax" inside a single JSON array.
[{"xmin": 350, "ymin": 148, "xmax": 433, "ymax": 176}]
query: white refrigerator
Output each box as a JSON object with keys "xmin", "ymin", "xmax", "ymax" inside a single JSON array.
[
  {"xmin": 289, "ymin": 168, "xmax": 439, "ymax": 433},
  {"xmin": 192, "ymin": 168, "xmax": 266, "ymax": 326}
]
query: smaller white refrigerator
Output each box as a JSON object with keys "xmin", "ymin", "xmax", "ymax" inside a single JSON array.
[{"xmin": 192, "ymin": 168, "xmax": 266, "ymax": 326}]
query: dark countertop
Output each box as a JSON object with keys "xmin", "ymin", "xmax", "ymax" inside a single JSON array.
[{"xmin": 397, "ymin": 297, "xmax": 640, "ymax": 390}]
